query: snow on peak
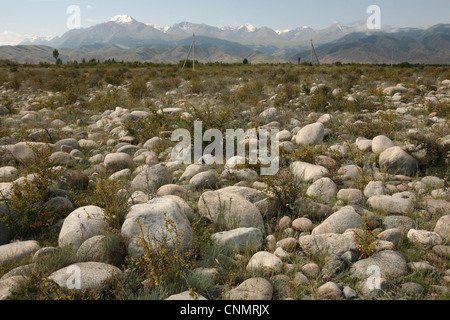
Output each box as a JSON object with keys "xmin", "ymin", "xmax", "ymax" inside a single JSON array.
[
  {"xmin": 240, "ymin": 23, "xmax": 256, "ymax": 32},
  {"xmin": 146, "ymin": 23, "xmax": 169, "ymax": 32},
  {"xmin": 275, "ymin": 29, "xmax": 292, "ymax": 35},
  {"xmin": 110, "ymin": 15, "xmax": 136, "ymax": 25}
]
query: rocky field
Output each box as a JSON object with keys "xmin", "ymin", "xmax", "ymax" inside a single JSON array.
[{"xmin": 0, "ymin": 61, "xmax": 449, "ymax": 300}]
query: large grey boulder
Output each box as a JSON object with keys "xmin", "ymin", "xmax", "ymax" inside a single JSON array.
[
  {"xmin": 160, "ymin": 195, "xmax": 196, "ymax": 222},
  {"xmin": 58, "ymin": 206, "xmax": 109, "ymax": 251},
  {"xmin": 299, "ymin": 230, "xmax": 357, "ymax": 257},
  {"xmin": 180, "ymin": 164, "xmax": 210, "ymax": 181},
  {"xmin": 306, "ymin": 177, "xmax": 337, "ymax": 203},
  {"xmin": 211, "ymin": 228, "xmax": 263, "ymax": 253},
  {"xmin": 0, "ymin": 276, "xmax": 27, "ymax": 300},
  {"xmin": 76, "ymin": 235, "xmax": 124, "ymax": 266},
  {"xmin": 198, "ymin": 187, "xmax": 265, "ymax": 234},
  {"xmin": 259, "ymin": 107, "xmax": 278, "ymax": 122},
  {"xmin": 156, "ymin": 184, "xmax": 190, "ymax": 199},
  {"xmin": 290, "ymin": 161, "xmax": 329, "ymax": 182},
  {"xmin": 11, "ymin": 142, "xmax": 54, "ymax": 163},
  {"xmin": 0, "ymin": 240, "xmax": 40, "ymax": 267},
  {"xmin": 311, "ymin": 206, "xmax": 363, "ymax": 235},
  {"xmin": 121, "ymin": 197, "xmax": 194, "ymax": 258},
  {"xmin": 364, "ymin": 181, "xmax": 387, "ymax": 198},
  {"xmin": 351, "ymin": 250, "xmax": 408, "ymax": 280},
  {"xmin": 367, "ymin": 195, "xmax": 414, "ymax": 215},
  {"xmin": 372, "ymin": 135, "xmax": 394, "ymax": 154},
  {"xmin": 382, "ymin": 215, "xmax": 416, "ymax": 237},
  {"xmin": 224, "ymin": 277, "xmax": 273, "ymax": 300},
  {"xmin": 295, "ymin": 122, "xmax": 324, "ymax": 146},
  {"xmin": 48, "ymin": 262, "xmax": 122, "ymax": 290},
  {"xmin": 55, "ymin": 138, "xmax": 79, "ymax": 150},
  {"xmin": 103, "ymin": 153, "xmax": 134, "ymax": 172},
  {"xmin": 130, "ymin": 164, "xmax": 173, "ymax": 193},
  {"xmin": 434, "ymin": 215, "xmax": 450, "ymax": 241},
  {"xmin": 189, "ymin": 170, "xmax": 217, "ymax": 189},
  {"xmin": 378, "ymin": 146, "xmax": 419, "ymax": 177}
]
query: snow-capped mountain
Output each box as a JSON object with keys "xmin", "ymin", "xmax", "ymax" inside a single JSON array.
[
  {"xmin": 110, "ymin": 14, "xmax": 137, "ymax": 25},
  {"xmin": 5, "ymin": 15, "xmax": 447, "ymax": 65},
  {"xmin": 17, "ymin": 15, "xmax": 372, "ymax": 49}
]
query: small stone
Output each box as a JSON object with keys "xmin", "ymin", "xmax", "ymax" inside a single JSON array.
[
  {"xmin": 293, "ymin": 272, "xmax": 308, "ymax": 286},
  {"xmin": 292, "ymin": 217, "xmax": 314, "ymax": 232},
  {"xmin": 274, "ymin": 247, "xmax": 289, "ymax": 261},
  {"xmin": 277, "ymin": 216, "xmax": 292, "ymax": 231},
  {"xmin": 432, "ymin": 245, "xmax": 450, "ymax": 259},
  {"xmin": 276, "ymin": 238, "xmax": 298, "ymax": 252},
  {"xmin": 401, "ymin": 282, "xmax": 424, "ymax": 295},
  {"xmin": 246, "ymin": 251, "xmax": 283, "ymax": 274},
  {"xmin": 301, "ymin": 263, "xmax": 320, "ymax": 279},
  {"xmin": 377, "ymin": 228, "xmax": 402, "ymax": 247},
  {"xmin": 317, "ymin": 282, "xmax": 342, "ymax": 299},
  {"xmin": 407, "ymin": 229, "xmax": 443, "ymax": 247},
  {"xmin": 343, "ymin": 286, "xmax": 358, "ymax": 299},
  {"xmin": 165, "ymin": 290, "xmax": 207, "ymax": 300},
  {"xmin": 407, "ymin": 261, "xmax": 436, "ymax": 274}
]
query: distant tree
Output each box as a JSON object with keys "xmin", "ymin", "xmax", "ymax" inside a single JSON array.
[
  {"xmin": 243, "ymin": 58, "xmax": 249, "ymax": 65},
  {"xmin": 52, "ymin": 49, "xmax": 62, "ymax": 65}
]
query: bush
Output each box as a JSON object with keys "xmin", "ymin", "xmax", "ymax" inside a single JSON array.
[
  {"xmin": 1, "ymin": 144, "xmax": 64, "ymax": 240},
  {"xmin": 128, "ymin": 78, "xmax": 149, "ymax": 99},
  {"xmin": 353, "ymin": 215, "xmax": 380, "ymax": 259},
  {"xmin": 262, "ymin": 169, "xmax": 304, "ymax": 217}
]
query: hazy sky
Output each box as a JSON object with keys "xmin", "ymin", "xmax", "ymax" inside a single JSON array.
[{"xmin": 0, "ymin": 0, "xmax": 449, "ymax": 39}]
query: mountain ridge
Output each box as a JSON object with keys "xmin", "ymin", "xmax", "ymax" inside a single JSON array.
[{"xmin": 1, "ymin": 16, "xmax": 448, "ymax": 64}]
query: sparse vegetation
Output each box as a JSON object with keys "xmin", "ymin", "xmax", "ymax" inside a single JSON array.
[{"xmin": 0, "ymin": 61, "xmax": 449, "ymax": 302}]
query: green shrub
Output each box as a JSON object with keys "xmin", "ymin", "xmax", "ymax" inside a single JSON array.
[
  {"xmin": 1, "ymin": 144, "xmax": 64, "ymax": 240},
  {"xmin": 262, "ymin": 168, "xmax": 304, "ymax": 217},
  {"xmin": 128, "ymin": 78, "xmax": 149, "ymax": 99}
]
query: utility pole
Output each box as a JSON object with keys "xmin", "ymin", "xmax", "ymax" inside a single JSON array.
[
  {"xmin": 310, "ymin": 39, "xmax": 320, "ymax": 65},
  {"xmin": 193, "ymin": 33, "xmax": 195, "ymax": 71},
  {"xmin": 182, "ymin": 33, "xmax": 196, "ymax": 71},
  {"xmin": 391, "ymin": 49, "xmax": 394, "ymax": 67}
]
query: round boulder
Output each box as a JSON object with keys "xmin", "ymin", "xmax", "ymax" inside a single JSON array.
[
  {"xmin": 121, "ymin": 197, "xmax": 194, "ymax": 258},
  {"xmin": 379, "ymin": 146, "xmax": 419, "ymax": 177},
  {"xmin": 58, "ymin": 206, "xmax": 109, "ymax": 251}
]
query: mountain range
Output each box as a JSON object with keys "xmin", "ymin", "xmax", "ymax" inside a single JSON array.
[{"xmin": 1, "ymin": 15, "xmax": 448, "ymax": 64}]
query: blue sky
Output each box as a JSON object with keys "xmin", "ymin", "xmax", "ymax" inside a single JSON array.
[{"xmin": 0, "ymin": 0, "xmax": 449, "ymax": 39}]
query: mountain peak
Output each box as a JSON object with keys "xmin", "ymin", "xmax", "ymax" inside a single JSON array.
[
  {"xmin": 110, "ymin": 15, "xmax": 136, "ymax": 25},
  {"xmin": 239, "ymin": 24, "xmax": 257, "ymax": 32}
]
